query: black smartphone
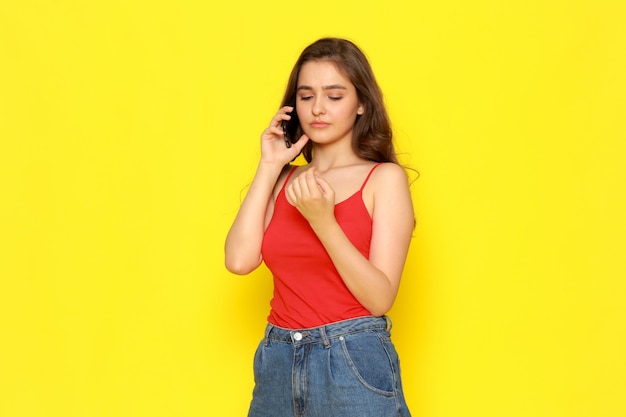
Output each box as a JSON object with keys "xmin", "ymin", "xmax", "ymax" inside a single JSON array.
[{"xmin": 282, "ymin": 94, "xmax": 299, "ymax": 148}]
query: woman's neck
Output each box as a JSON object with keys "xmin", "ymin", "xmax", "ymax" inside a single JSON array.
[{"xmin": 309, "ymin": 141, "xmax": 363, "ymax": 171}]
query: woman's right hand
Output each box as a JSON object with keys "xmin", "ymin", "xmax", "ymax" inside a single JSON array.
[{"xmin": 260, "ymin": 106, "xmax": 309, "ymax": 166}]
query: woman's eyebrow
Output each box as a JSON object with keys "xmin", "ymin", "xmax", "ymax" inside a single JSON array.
[{"xmin": 297, "ymin": 84, "xmax": 348, "ymax": 91}]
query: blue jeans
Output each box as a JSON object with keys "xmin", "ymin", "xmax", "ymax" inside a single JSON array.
[{"xmin": 248, "ymin": 316, "xmax": 412, "ymax": 417}]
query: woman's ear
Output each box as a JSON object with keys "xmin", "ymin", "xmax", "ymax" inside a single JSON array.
[{"xmin": 357, "ymin": 105, "xmax": 364, "ymax": 115}]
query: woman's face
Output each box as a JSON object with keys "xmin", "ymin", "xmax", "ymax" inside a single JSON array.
[{"xmin": 295, "ymin": 60, "xmax": 363, "ymax": 146}]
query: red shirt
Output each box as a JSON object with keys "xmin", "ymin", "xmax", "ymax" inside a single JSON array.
[{"xmin": 261, "ymin": 164, "xmax": 382, "ymax": 329}]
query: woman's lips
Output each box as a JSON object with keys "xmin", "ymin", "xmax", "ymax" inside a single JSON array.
[{"xmin": 310, "ymin": 121, "xmax": 329, "ymax": 128}]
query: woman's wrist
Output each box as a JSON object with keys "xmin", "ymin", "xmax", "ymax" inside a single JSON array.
[{"xmin": 255, "ymin": 160, "xmax": 287, "ymax": 183}]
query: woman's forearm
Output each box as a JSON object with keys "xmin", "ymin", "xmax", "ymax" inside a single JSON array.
[{"xmin": 224, "ymin": 162, "xmax": 284, "ymax": 275}]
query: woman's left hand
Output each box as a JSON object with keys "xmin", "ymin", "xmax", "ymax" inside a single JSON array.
[{"xmin": 286, "ymin": 167, "xmax": 336, "ymax": 227}]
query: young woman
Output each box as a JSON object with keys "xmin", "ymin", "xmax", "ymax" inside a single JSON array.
[{"xmin": 225, "ymin": 37, "xmax": 414, "ymax": 416}]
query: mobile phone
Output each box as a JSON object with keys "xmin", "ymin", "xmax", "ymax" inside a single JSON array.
[{"xmin": 282, "ymin": 94, "xmax": 299, "ymax": 148}]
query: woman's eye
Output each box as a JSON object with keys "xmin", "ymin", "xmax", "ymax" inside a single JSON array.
[
  {"xmin": 329, "ymin": 96, "xmax": 343, "ymax": 101},
  {"xmin": 299, "ymin": 96, "xmax": 313, "ymax": 101}
]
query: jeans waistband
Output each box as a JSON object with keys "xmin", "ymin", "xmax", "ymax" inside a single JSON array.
[{"xmin": 263, "ymin": 316, "xmax": 391, "ymax": 347}]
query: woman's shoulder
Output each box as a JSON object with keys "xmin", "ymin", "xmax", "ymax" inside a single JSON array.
[
  {"xmin": 369, "ymin": 162, "xmax": 410, "ymax": 187},
  {"xmin": 272, "ymin": 164, "xmax": 301, "ymax": 197},
  {"xmin": 361, "ymin": 162, "xmax": 411, "ymax": 210}
]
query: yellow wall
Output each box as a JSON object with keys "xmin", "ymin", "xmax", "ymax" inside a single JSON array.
[{"xmin": 1, "ymin": 1, "xmax": 624, "ymax": 416}]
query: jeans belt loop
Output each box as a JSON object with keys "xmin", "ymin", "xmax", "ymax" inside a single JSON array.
[
  {"xmin": 384, "ymin": 315, "xmax": 393, "ymax": 332},
  {"xmin": 263, "ymin": 324, "xmax": 273, "ymax": 346},
  {"xmin": 319, "ymin": 325, "xmax": 331, "ymax": 349}
]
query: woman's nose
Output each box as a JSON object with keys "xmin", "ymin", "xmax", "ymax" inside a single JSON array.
[{"xmin": 312, "ymin": 98, "xmax": 326, "ymax": 116}]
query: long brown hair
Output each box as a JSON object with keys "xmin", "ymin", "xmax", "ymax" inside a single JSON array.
[{"xmin": 281, "ymin": 38, "xmax": 397, "ymax": 164}]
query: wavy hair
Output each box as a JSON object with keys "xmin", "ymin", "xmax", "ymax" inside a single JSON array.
[{"xmin": 280, "ymin": 38, "xmax": 397, "ymax": 164}]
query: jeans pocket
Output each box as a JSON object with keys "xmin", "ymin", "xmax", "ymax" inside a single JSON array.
[{"xmin": 338, "ymin": 331, "xmax": 396, "ymax": 396}]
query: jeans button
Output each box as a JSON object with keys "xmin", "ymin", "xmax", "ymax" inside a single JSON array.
[{"xmin": 293, "ymin": 332, "xmax": 303, "ymax": 341}]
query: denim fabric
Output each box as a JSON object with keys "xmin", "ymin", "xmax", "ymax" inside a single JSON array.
[{"xmin": 247, "ymin": 316, "xmax": 411, "ymax": 417}]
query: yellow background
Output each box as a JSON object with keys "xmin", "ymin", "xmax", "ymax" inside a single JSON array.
[{"xmin": 1, "ymin": 1, "xmax": 625, "ymax": 416}]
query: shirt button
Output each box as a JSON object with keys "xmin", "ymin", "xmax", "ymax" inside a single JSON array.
[{"xmin": 293, "ymin": 332, "xmax": 303, "ymax": 341}]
